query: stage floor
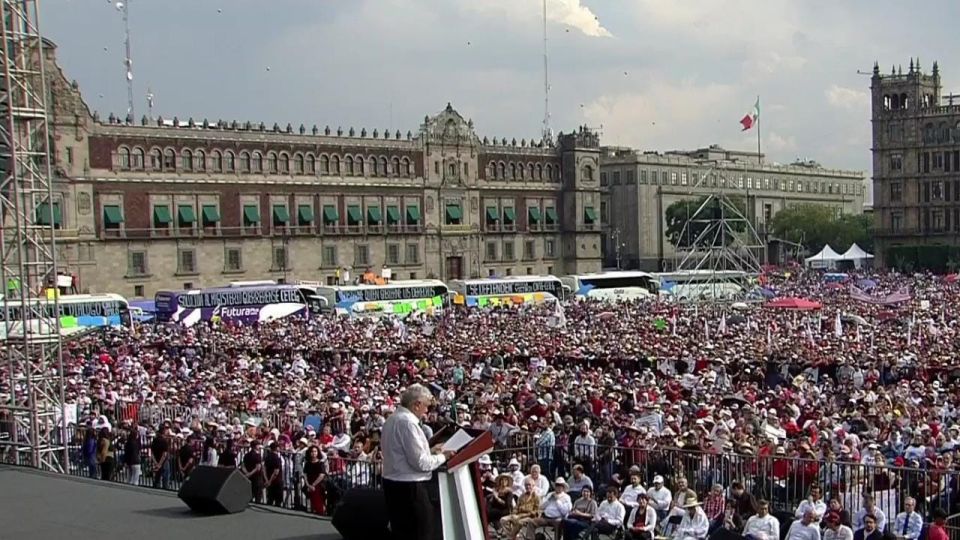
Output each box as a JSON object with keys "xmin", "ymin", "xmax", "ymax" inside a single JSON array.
[{"xmin": 0, "ymin": 466, "xmax": 341, "ymax": 540}]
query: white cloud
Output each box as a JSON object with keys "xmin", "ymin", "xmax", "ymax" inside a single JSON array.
[
  {"xmin": 462, "ymin": 0, "xmax": 611, "ymax": 38},
  {"xmin": 825, "ymin": 84, "xmax": 869, "ymax": 111},
  {"xmin": 765, "ymin": 131, "xmax": 798, "ymax": 154}
]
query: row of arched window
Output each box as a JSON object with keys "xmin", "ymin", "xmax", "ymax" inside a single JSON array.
[
  {"xmin": 484, "ymin": 160, "xmax": 560, "ymax": 182},
  {"xmin": 116, "ymin": 146, "xmax": 417, "ymax": 178}
]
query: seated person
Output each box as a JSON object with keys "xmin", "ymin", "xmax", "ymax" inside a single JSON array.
[
  {"xmin": 823, "ymin": 511, "xmax": 854, "ymax": 540},
  {"xmin": 626, "ymin": 493, "xmax": 658, "ymax": 540},
  {"xmin": 785, "ymin": 510, "xmax": 821, "ymax": 540},
  {"xmin": 487, "ymin": 474, "xmax": 518, "ymax": 527},
  {"xmin": 673, "ymin": 497, "xmax": 709, "ymax": 540},
  {"xmin": 501, "ymin": 479, "xmax": 541, "ymax": 540},
  {"xmin": 521, "ymin": 477, "xmax": 573, "ymax": 540},
  {"xmin": 582, "ymin": 487, "xmax": 626, "ymax": 540},
  {"xmin": 562, "ymin": 486, "xmax": 598, "ymax": 540},
  {"xmin": 741, "ymin": 500, "xmax": 780, "ymax": 540},
  {"xmin": 852, "ymin": 514, "xmax": 882, "ymax": 540}
]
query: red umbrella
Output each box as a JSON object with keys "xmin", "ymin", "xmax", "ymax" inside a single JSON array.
[
  {"xmin": 946, "ymin": 274, "xmax": 959, "ymax": 284},
  {"xmin": 764, "ymin": 297, "xmax": 823, "ymax": 310}
]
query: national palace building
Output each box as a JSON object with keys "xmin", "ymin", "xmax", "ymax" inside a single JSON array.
[{"xmin": 40, "ymin": 40, "xmax": 603, "ymax": 297}]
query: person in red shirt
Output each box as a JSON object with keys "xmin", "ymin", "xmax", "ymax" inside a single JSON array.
[{"xmin": 928, "ymin": 507, "xmax": 949, "ymax": 540}]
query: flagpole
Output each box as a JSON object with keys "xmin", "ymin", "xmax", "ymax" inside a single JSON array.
[{"xmin": 756, "ymin": 95, "xmax": 762, "ymax": 165}]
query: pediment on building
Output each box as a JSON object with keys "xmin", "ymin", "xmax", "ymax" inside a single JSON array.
[{"xmin": 421, "ymin": 103, "xmax": 479, "ymax": 146}]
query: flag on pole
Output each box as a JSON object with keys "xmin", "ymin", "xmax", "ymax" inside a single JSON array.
[
  {"xmin": 740, "ymin": 98, "xmax": 760, "ymax": 131},
  {"xmin": 855, "ymin": 324, "xmax": 861, "ymax": 343},
  {"xmin": 670, "ymin": 314, "xmax": 677, "ymax": 336},
  {"xmin": 834, "ymin": 312, "xmax": 842, "ymax": 338},
  {"xmin": 907, "ymin": 324, "xmax": 912, "ymax": 347},
  {"xmin": 718, "ymin": 315, "xmax": 727, "ymax": 335},
  {"xmin": 704, "ymin": 319, "xmax": 710, "ymax": 343}
]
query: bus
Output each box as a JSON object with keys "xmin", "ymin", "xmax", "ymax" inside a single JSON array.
[
  {"xmin": 561, "ymin": 271, "xmax": 660, "ymax": 302},
  {"xmin": 448, "ymin": 276, "xmax": 566, "ymax": 307},
  {"xmin": 0, "ymin": 293, "xmax": 132, "ymax": 339},
  {"xmin": 154, "ymin": 284, "xmax": 324, "ymax": 326},
  {"xmin": 653, "ymin": 270, "xmax": 750, "ymax": 301},
  {"xmin": 314, "ymin": 279, "xmax": 449, "ymax": 317}
]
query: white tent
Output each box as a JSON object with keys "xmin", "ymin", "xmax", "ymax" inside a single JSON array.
[
  {"xmin": 840, "ymin": 243, "xmax": 875, "ymax": 269},
  {"xmin": 805, "ymin": 244, "xmax": 844, "ymax": 269}
]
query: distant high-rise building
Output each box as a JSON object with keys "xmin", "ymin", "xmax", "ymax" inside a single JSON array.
[{"xmin": 871, "ymin": 59, "xmax": 960, "ymax": 268}]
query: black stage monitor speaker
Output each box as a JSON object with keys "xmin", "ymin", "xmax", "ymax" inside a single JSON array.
[
  {"xmin": 332, "ymin": 488, "xmax": 391, "ymax": 540},
  {"xmin": 177, "ymin": 466, "xmax": 252, "ymax": 515}
]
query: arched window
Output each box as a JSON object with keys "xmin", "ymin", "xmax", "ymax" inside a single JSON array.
[
  {"xmin": 320, "ymin": 155, "xmax": 329, "ymax": 174},
  {"xmin": 131, "ymin": 147, "xmax": 144, "ymax": 169},
  {"xmin": 890, "ymin": 94, "xmax": 899, "ymax": 110},
  {"xmin": 195, "ymin": 149, "xmax": 206, "ymax": 172},
  {"xmin": 371, "ymin": 157, "xmax": 380, "ymax": 176},
  {"xmin": 380, "ymin": 157, "xmax": 388, "ymax": 177},
  {"xmin": 519, "ymin": 164, "xmax": 526, "ymax": 180},
  {"xmin": 581, "ymin": 164, "xmax": 594, "ymax": 181},
  {"xmin": 293, "ymin": 153, "xmax": 304, "ymax": 174},
  {"xmin": 224, "ymin": 151, "xmax": 235, "ymax": 172},
  {"xmin": 163, "ymin": 148, "xmax": 176, "ymax": 170},
  {"xmin": 355, "ymin": 156, "xmax": 364, "ymax": 176},
  {"xmin": 181, "ymin": 149, "xmax": 193, "ymax": 171},
  {"xmin": 536, "ymin": 163, "xmax": 543, "ymax": 180},
  {"xmin": 212, "ymin": 150, "xmax": 223, "ymax": 172},
  {"xmin": 448, "ymin": 162, "xmax": 456, "ymax": 178},
  {"xmin": 149, "ymin": 148, "xmax": 161, "ymax": 170},
  {"xmin": 345, "ymin": 155, "xmax": 354, "ymax": 175},
  {"xmin": 544, "ymin": 164, "xmax": 551, "ymax": 181},
  {"xmin": 279, "ymin": 153, "xmax": 289, "ymax": 174},
  {"xmin": 118, "ymin": 147, "xmax": 131, "ymax": 170},
  {"xmin": 251, "ymin": 151, "xmax": 263, "ymax": 172},
  {"xmin": 510, "ymin": 163, "xmax": 517, "ymax": 180},
  {"xmin": 402, "ymin": 157, "xmax": 412, "ymax": 177},
  {"xmin": 392, "ymin": 157, "xmax": 401, "ymax": 176},
  {"xmin": 239, "ymin": 151, "xmax": 251, "ymax": 173},
  {"xmin": 528, "ymin": 163, "xmax": 535, "ymax": 179},
  {"xmin": 267, "ymin": 151, "xmax": 278, "ymax": 173},
  {"xmin": 486, "ymin": 163, "xmax": 495, "ymax": 179},
  {"xmin": 306, "ymin": 154, "xmax": 316, "ymax": 174},
  {"xmin": 901, "ymin": 93, "xmax": 909, "ymax": 110},
  {"xmin": 498, "ymin": 162, "xmax": 506, "ymax": 179},
  {"xmin": 332, "ymin": 155, "xmax": 341, "ymax": 174}
]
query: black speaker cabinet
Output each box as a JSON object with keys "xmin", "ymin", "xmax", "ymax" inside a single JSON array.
[
  {"xmin": 331, "ymin": 488, "xmax": 391, "ymax": 539},
  {"xmin": 177, "ymin": 466, "xmax": 252, "ymax": 515}
]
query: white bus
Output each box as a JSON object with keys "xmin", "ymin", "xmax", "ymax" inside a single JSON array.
[
  {"xmin": 449, "ymin": 276, "xmax": 566, "ymax": 307},
  {"xmin": 314, "ymin": 279, "xmax": 449, "ymax": 316},
  {"xmin": 561, "ymin": 271, "xmax": 660, "ymax": 302},
  {"xmin": 653, "ymin": 270, "xmax": 750, "ymax": 300},
  {"xmin": 0, "ymin": 293, "xmax": 132, "ymax": 339}
]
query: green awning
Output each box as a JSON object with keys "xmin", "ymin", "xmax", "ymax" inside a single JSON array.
[
  {"xmin": 177, "ymin": 205, "xmax": 196, "ymax": 225},
  {"xmin": 445, "ymin": 204, "xmax": 462, "ymax": 222},
  {"xmin": 243, "ymin": 204, "xmax": 260, "ymax": 225},
  {"xmin": 272, "ymin": 205, "xmax": 290, "ymax": 224},
  {"xmin": 485, "ymin": 206, "xmax": 499, "ymax": 222},
  {"xmin": 36, "ymin": 202, "xmax": 62, "ymax": 226},
  {"xmin": 406, "ymin": 205, "xmax": 421, "ymax": 224},
  {"xmin": 322, "ymin": 205, "xmax": 339, "ymax": 224},
  {"xmin": 367, "ymin": 206, "xmax": 382, "ymax": 224},
  {"xmin": 584, "ymin": 206, "xmax": 597, "ymax": 223},
  {"xmin": 346, "ymin": 205, "xmax": 362, "ymax": 224},
  {"xmin": 297, "ymin": 204, "xmax": 314, "ymax": 224},
  {"xmin": 528, "ymin": 207, "xmax": 542, "ymax": 223},
  {"xmin": 503, "ymin": 207, "xmax": 516, "ymax": 223},
  {"xmin": 201, "ymin": 205, "xmax": 220, "ymax": 225},
  {"xmin": 545, "ymin": 207, "xmax": 558, "ymax": 224},
  {"xmin": 153, "ymin": 205, "xmax": 172, "ymax": 225},
  {"xmin": 103, "ymin": 205, "xmax": 124, "ymax": 226},
  {"xmin": 386, "ymin": 206, "xmax": 401, "ymax": 224}
]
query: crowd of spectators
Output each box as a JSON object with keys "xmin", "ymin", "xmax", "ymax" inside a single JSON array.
[{"xmin": 4, "ymin": 267, "xmax": 960, "ymax": 539}]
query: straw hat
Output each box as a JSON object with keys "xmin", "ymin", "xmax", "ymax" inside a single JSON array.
[{"xmin": 683, "ymin": 496, "xmax": 702, "ymax": 508}]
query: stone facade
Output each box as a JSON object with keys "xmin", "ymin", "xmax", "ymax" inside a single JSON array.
[
  {"xmin": 39, "ymin": 42, "xmax": 602, "ymax": 298},
  {"xmin": 599, "ymin": 145, "xmax": 866, "ymax": 270},
  {"xmin": 870, "ymin": 59, "xmax": 960, "ymax": 266}
]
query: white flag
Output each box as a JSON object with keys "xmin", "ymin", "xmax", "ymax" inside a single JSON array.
[
  {"xmin": 834, "ymin": 312, "xmax": 842, "ymax": 338},
  {"xmin": 704, "ymin": 319, "xmax": 710, "ymax": 343},
  {"xmin": 718, "ymin": 315, "xmax": 727, "ymax": 335}
]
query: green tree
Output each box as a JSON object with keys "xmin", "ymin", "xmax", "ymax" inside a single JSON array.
[
  {"xmin": 769, "ymin": 204, "xmax": 872, "ymax": 253},
  {"xmin": 665, "ymin": 195, "xmax": 746, "ymax": 247}
]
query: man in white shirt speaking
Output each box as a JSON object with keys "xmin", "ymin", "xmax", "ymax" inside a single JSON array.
[{"xmin": 381, "ymin": 384, "xmax": 455, "ymax": 540}]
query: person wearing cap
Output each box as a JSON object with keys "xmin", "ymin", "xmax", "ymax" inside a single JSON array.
[
  {"xmin": 892, "ymin": 497, "xmax": 922, "ymax": 540},
  {"xmin": 823, "ymin": 511, "xmax": 854, "ymax": 540},
  {"xmin": 523, "ymin": 463, "xmax": 550, "ymax": 498},
  {"xmin": 561, "ymin": 485, "xmax": 598, "ymax": 540},
  {"xmin": 521, "ymin": 476, "xmax": 572, "ymax": 540},
  {"xmin": 508, "ymin": 457, "xmax": 525, "ymax": 496},
  {"xmin": 381, "ymin": 384, "xmax": 454, "ymax": 540},
  {"xmin": 741, "ymin": 499, "xmax": 780, "ymax": 540},
  {"xmin": 625, "ymin": 492, "xmax": 657, "ymax": 540},
  {"xmin": 673, "ymin": 496, "xmax": 709, "ymax": 540},
  {"xmin": 785, "ymin": 509, "xmax": 821, "ymax": 540}
]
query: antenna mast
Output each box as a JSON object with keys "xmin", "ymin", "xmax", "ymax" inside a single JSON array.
[
  {"xmin": 541, "ymin": 0, "xmax": 552, "ymax": 144},
  {"xmin": 121, "ymin": 0, "xmax": 134, "ymax": 119}
]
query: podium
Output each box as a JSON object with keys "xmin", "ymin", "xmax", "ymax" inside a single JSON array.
[{"xmin": 433, "ymin": 428, "xmax": 495, "ymax": 540}]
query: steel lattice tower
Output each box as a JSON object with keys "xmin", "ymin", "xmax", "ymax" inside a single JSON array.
[{"xmin": 0, "ymin": 0, "xmax": 66, "ymax": 472}]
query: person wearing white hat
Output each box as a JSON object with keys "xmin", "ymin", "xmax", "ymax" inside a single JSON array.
[
  {"xmin": 508, "ymin": 457, "xmax": 525, "ymax": 496},
  {"xmin": 673, "ymin": 496, "xmax": 709, "ymax": 540},
  {"xmin": 380, "ymin": 384, "xmax": 454, "ymax": 540},
  {"xmin": 647, "ymin": 475, "xmax": 672, "ymax": 521},
  {"xmin": 521, "ymin": 476, "xmax": 572, "ymax": 540}
]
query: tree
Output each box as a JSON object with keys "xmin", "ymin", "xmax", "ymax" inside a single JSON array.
[
  {"xmin": 665, "ymin": 195, "xmax": 747, "ymax": 247},
  {"xmin": 769, "ymin": 204, "xmax": 872, "ymax": 254}
]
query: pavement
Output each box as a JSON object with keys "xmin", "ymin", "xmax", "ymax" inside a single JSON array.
[{"xmin": 0, "ymin": 466, "xmax": 342, "ymax": 540}]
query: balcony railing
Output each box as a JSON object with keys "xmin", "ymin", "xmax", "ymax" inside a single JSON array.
[
  {"xmin": 99, "ymin": 223, "xmax": 433, "ymax": 240},
  {"xmin": 441, "ymin": 223, "xmax": 474, "ymax": 234}
]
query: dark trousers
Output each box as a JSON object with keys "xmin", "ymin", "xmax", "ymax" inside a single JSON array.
[{"xmin": 383, "ymin": 478, "xmax": 433, "ymax": 540}]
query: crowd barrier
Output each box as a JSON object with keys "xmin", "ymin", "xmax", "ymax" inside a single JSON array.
[{"xmin": 57, "ymin": 426, "xmax": 960, "ymax": 523}]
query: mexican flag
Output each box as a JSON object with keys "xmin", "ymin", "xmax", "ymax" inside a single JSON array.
[{"xmin": 740, "ymin": 98, "xmax": 759, "ymax": 131}]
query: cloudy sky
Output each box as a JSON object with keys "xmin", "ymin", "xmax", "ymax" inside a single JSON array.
[{"xmin": 44, "ymin": 0, "xmax": 960, "ymax": 178}]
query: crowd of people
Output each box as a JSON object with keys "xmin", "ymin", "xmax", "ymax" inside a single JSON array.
[{"xmin": 4, "ymin": 266, "xmax": 960, "ymax": 538}]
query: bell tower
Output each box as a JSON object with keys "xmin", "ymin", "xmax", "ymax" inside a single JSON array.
[{"xmin": 558, "ymin": 127, "xmax": 602, "ymax": 273}]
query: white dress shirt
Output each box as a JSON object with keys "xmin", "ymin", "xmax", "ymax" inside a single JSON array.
[
  {"xmin": 541, "ymin": 491, "xmax": 573, "ymax": 520},
  {"xmin": 853, "ymin": 507, "xmax": 886, "ymax": 533},
  {"xmin": 743, "ymin": 513, "xmax": 781, "ymax": 540},
  {"xmin": 596, "ymin": 500, "xmax": 627, "ymax": 526},
  {"xmin": 648, "ymin": 486, "xmax": 673, "ymax": 512},
  {"xmin": 674, "ymin": 507, "xmax": 710, "ymax": 540},
  {"xmin": 795, "ymin": 499, "xmax": 827, "ymax": 522},
  {"xmin": 621, "ymin": 483, "xmax": 647, "ymax": 509},
  {"xmin": 824, "ymin": 525, "xmax": 854, "ymax": 540},
  {"xmin": 786, "ymin": 521, "xmax": 822, "ymax": 540},
  {"xmin": 524, "ymin": 473, "xmax": 551, "ymax": 498},
  {"xmin": 380, "ymin": 406, "xmax": 446, "ymax": 482},
  {"xmin": 893, "ymin": 511, "xmax": 923, "ymax": 540}
]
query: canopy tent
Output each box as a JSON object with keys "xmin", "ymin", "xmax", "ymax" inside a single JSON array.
[
  {"xmin": 840, "ymin": 243, "xmax": 875, "ymax": 269},
  {"xmin": 764, "ymin": 297, "xmax": 823, "ymax": 310},
  {"xmin": 805, "ymin": 245, "xmax": 844, "ymax": 269}
]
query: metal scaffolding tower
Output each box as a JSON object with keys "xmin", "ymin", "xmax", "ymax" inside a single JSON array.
[{"xmin": 0, "ymin": 0, "xmax": 66, "ymax": 471}]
